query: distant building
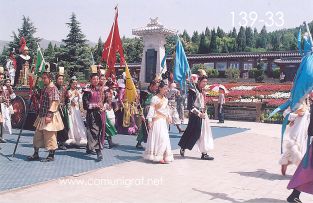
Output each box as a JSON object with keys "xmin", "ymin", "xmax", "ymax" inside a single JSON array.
[{"xmin": 114, "ymin": 51, "xmax": 301, "ymax": 82}]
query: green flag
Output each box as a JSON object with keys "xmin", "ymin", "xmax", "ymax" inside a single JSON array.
[
  {"xmin": 35, "ymin": 47, "xmax": 46, "ymax": 89},
  {"xmin": 35, "ymin": 47, "xmax": 45, "ymax": 75}
]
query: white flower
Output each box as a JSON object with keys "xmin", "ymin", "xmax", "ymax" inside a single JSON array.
[
  {"xmin": 267, "ymin": 92, "xmax": 290, "ymax": 99},
  {"xmin": 231, "ymin": 86, "xmax": 257, "ymax": 91}
]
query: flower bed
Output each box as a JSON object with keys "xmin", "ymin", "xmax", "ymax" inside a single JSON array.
[
  {"xmin": 206, "ymin": 83, "xmax": 291, "ymax": 110},
  {"xmin": 253, "ymin": 84, "xmax": 292, "ymax": 92}
]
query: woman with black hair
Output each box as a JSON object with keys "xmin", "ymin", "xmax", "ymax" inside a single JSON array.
[
  {"xmin": 82, "ymin": 67, "xmax": 104, "ymax": 161},
  {"xmin": 144, "ymin": 81, "xmax": 174, "ymax": 164},
  {"xmin": 178, "ymin": 75, "xmax": 214, "ymax": 160},
  {"xmin": 66, "ymin": 77, "xmax": 87, "ymax": 147}
]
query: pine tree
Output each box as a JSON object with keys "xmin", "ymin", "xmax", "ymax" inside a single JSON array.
[
  {"xmin": 245, "ymin": 27, "xmax": 254, "ymax": 48},
  {"xmin": 236, "ymin": 26, "xmax": 246, "ymax": 52},
  {"xmin": 217, "ymin": 27, "xmax": 225, "ymax": 38},
  {"xmin": 60, "ymin": 13, "xmax": 92, "ymax": 77},
  {"xmin": 0, "ymin": 46, "xmax": 9, "ymax": 67},
  {"xmin": 8, "ymin": 16, "xmax": 41, "ymax": 58},
  {"xmin": 44, "ymin": 42, "xmax": 55, "ymax": 63},
  {"xmin": 221, "ymin": 44, "xmax": 229, "ymax": 53},
  {"xmin": 256, "ymin": 26, "xmax": 267, "ymax": 49},
  {"xmin": 181, "ymin": 30, "xmax": 191, "ymax": 42},
  {"xmin": 198, "ymin": 33, "xmax": 209, "ymax": 54},
  {"xmin": 271, "ymin": 32, "xmax": 281, "ymax": 51},
  {"xmin": 191, "ymin": 31, "xmax": 200, "ymax": 44},
  {"xmin": 93, "ymin": 37, "xmax": 103, "ymax": 64},
  {"xmin": 122, "ymin": 37, "xmax": 143, "ymax": 63},
  {"xmin": 231, "ymin": 27, "xmax": 237, "ymax": 38},
  {"xmin": 209, "ymin": 29, "xmax": 218, "ymax": 53},
  {"xmin": 204, "ymin": 27, "xmax": 211, "ymax": 39}
]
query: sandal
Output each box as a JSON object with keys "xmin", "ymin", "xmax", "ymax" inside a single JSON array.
[
  {"xmin": 27, "ymin": 154, "xmax": 40, "ymax": 161},
  {"xmin": 40, "ymin": 156, "xmax": 54, "ymax": 162}
]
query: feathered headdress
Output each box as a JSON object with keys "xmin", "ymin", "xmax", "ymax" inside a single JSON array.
[{"xmin": 19, "ymin": 37, "xmax": 27, "ymax": 53}]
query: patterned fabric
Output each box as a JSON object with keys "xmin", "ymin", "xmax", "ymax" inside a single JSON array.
[
  {"xmin": 87, "ymin": 87, "xmax": 101, "ymax": 110},
  {"xmin": 56, "ymin": 85, "xmax": 67, "ymax": 105},
  {"xmin": 39, "ymin": 83, "xmax": 59, "ymax": 117},
  {"xmin": 167, "ymin": 88, "xmax": 179, "ymax": 101}
]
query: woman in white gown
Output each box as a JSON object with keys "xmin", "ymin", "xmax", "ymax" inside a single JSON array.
[
  {"xmin": 144, "ymin": 81, "xmax": 174, "ymax": 164},
  {"xmin": 66, "ymin": 78, "xmax": 87, "ymax": 146},
  {"xmin": 279, "ymin": 100, "xmax": 310, "ymax": 175}
]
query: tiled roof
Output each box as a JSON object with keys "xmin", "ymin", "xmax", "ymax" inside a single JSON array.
[
  {"xmin": 184, "ymin": 51, "xmax": 301, "ymax": 60},
  {"xmin": 132, "ymin": 26, "xmax": 176, "ymax": 36},
  {"xmin": 274, "ymin": 58, "xmax": 302, "ymax": 64}
]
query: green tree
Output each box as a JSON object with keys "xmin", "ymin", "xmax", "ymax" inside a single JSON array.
[
  {"xmin": 198, "ymin": 33, "xmax": 209, "ymax": 54},
  {"xmin": 217, "ymin": 26, "xmax": 225, "ymax": 38},
  {"xmin": 59, "ymin": 13, "xmax": 92, "ymax": 77},
  {"xmin": 191, "ymin": 31, "xmax": 200, "ymax": 44},
  {"xmin": 204, "ymin": 27, "xmax": 211, "ymax": 39},
  {"xmin": 123, "ymin": 37, "xmax": 143, "ymax": 63},
  {"xmin": 245, "ymin": 27, "xmax": 254, "ymax": 48},
  {"xmin": 8, "ymin": 16, "xmax": 41, "ymax": 58},
  {"xmin": 209, "ymin": 29, "xmax": 218, "ymax": 53},
  {"xmin": 281, "ymin": 32, "xmax": 297, "ymax": 50},
  {"xmin": 181, "ymin": 30, "xmax": 191, "ymax": 42},
  {"xmin": 0, "ymin": 46, "xmax": 9, "ymax": 67},
  {"xmin": 93, "ymin": 37, "xmax": 103, "ymax": 64},
  {"xmin": 236, "ymin": 26, "xmax": 246, "ymax": 52},
  {"xmin": 44, "ymin": 42, "xmax": 55, "ymax": 63},
  {"xmin": 271, "ymin": 32, "xmax": 281, "ymax": 51},
  {"xmin": 256, "ymin": 26, "xmax": 267, "ymax": 49},
  {"xmin": 165, "ymin": 35, "xmax": 177, "ymax": 56},
  {"xmin": 231, "ymin": 27, "xmax": 237, "ymax": 38}
]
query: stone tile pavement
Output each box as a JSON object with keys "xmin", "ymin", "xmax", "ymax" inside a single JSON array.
[{"xmin": 0, "ymin": 121, "xmax": 312, "ymax": 203}]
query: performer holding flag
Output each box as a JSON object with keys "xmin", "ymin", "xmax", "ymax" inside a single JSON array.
[{"xmin": 175, "ymin": 37, "xmax": 214, "ymax": 160}]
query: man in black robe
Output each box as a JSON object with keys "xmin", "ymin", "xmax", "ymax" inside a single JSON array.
[{"xmin": 15, "ymin": 46, "xmax": 32, "ymax": 86}]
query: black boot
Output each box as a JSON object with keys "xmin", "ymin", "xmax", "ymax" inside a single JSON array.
[
  {"xmin": 176, "ymin": 125, "xmax": 185, "ymax": 133},
  {"xmin": 287, "ymin": 189, "xmax": 302, "ymax": 203},
  {"xmin": 58, "ymin": 142, "xmax": 67, "ymax": 150},
  {"xmin": 201, "ymin": 153, "xmax": 214, "ymax": 160},
  {"xmin": 27, "ymin": 148, "xmax": 40, "ymax": 161},
  {"xmin": 41, "ymin": 150, "xmax": 55, "ymax": 162},
  {"xmin": 136, "ymin": 141, "xmax": 144, "ymax": 149},
  {"xmin": 108, "ymin": 137, "xmax": 116, "ymax": 149},
  {"xmin": 96, "ymin": 149, "xmax": 103, "ymax": 162},
  {"xmin": 180, "ymin": 148, "xmax": 185, "ymax": 157},
  {"xmin": 0, "ymin": 124, "xmax": 5, "ymax": 143},
  {"xmin": 0, "ymin": 137, "xmax": 6, "ymax": 143}
]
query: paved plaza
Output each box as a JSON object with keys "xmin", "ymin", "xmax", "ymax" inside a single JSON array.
[{"xmin": 0, "ymin": 121, "xmax": 313, "ymax": 203}]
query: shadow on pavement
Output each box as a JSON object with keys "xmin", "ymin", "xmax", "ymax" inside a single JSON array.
[
  {"xmin": 192, "ymin": 188, "xmax": 286, "ymax": 203},
  {"xmin": 230, "ymin": 169, "xmax": 292, "ymax": 180}
]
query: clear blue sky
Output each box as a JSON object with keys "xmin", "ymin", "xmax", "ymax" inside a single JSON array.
[{"xmin": 0, "ymin": 0, "xmax": 312, "ymax": 42}]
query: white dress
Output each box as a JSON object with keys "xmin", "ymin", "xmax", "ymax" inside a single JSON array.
[
  {"xmin": 1, "ymin": 86, "xmax": 15, "ymax": 135},
  {"xmin": 279, "ymin": 108, "xmax": 310, "ymax": 166},
  {"xmin": 66, "ymin": 89, "xmax": 87, "ymax": 146},
  {"xmin": 144, "ymin": 96, "xmax": 174, "ymax": 162},
  {"xmin": 105, "ymin": 104, "xmax": 116, "ymax": 126},
  {"xmin": 193, "ymin": 92, "xmax": 214, "ymax": 153}
]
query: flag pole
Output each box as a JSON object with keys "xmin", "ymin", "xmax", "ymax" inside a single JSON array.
[
  {"xmin": 304, "ymin": 21, "xmax": 313, "ymax": 51},
  {"xmin": 12, "ymin": 43, "xmax": 44, "ymax": 157},
  {"xmin": 105, "ymin": 5, "xmax": 118, "ymax": 75}
]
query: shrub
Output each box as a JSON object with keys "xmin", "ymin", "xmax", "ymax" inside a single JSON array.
[
  {"xmin": 254, "ymin": 62, "xmax": 265, "ymax": 83},
  {"xmin": 207, "ymin": 68, "xmax": 219, "ymax": 78},
  {"xmin": 191, "ymin": 64, "xmax": 205, "ymax": 74},
  {"xmin": 272, "ymin": 69, "xmax": 280, "ymax": 79},
  {"xmin": 225, "ymin": 68, "xmax": 240, "ymax": 82}
]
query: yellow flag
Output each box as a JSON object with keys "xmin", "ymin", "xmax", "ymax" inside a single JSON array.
[{"xmin": 125, "ymin": 63, "xmax": 137, "ymax": 103}]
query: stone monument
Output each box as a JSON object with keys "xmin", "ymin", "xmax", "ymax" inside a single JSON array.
[{"xmin": 132, "ymin": 18, "xmax": 176, "ymax": 84}]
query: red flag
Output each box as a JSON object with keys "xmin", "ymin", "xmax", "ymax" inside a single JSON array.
[
  {"xmin": 102, "ymin": 8, "xmax": 125, "ymax": 77},
  {"xmin": 19, "ymin": 37, "xmax": 26, "ymax": 53}
]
